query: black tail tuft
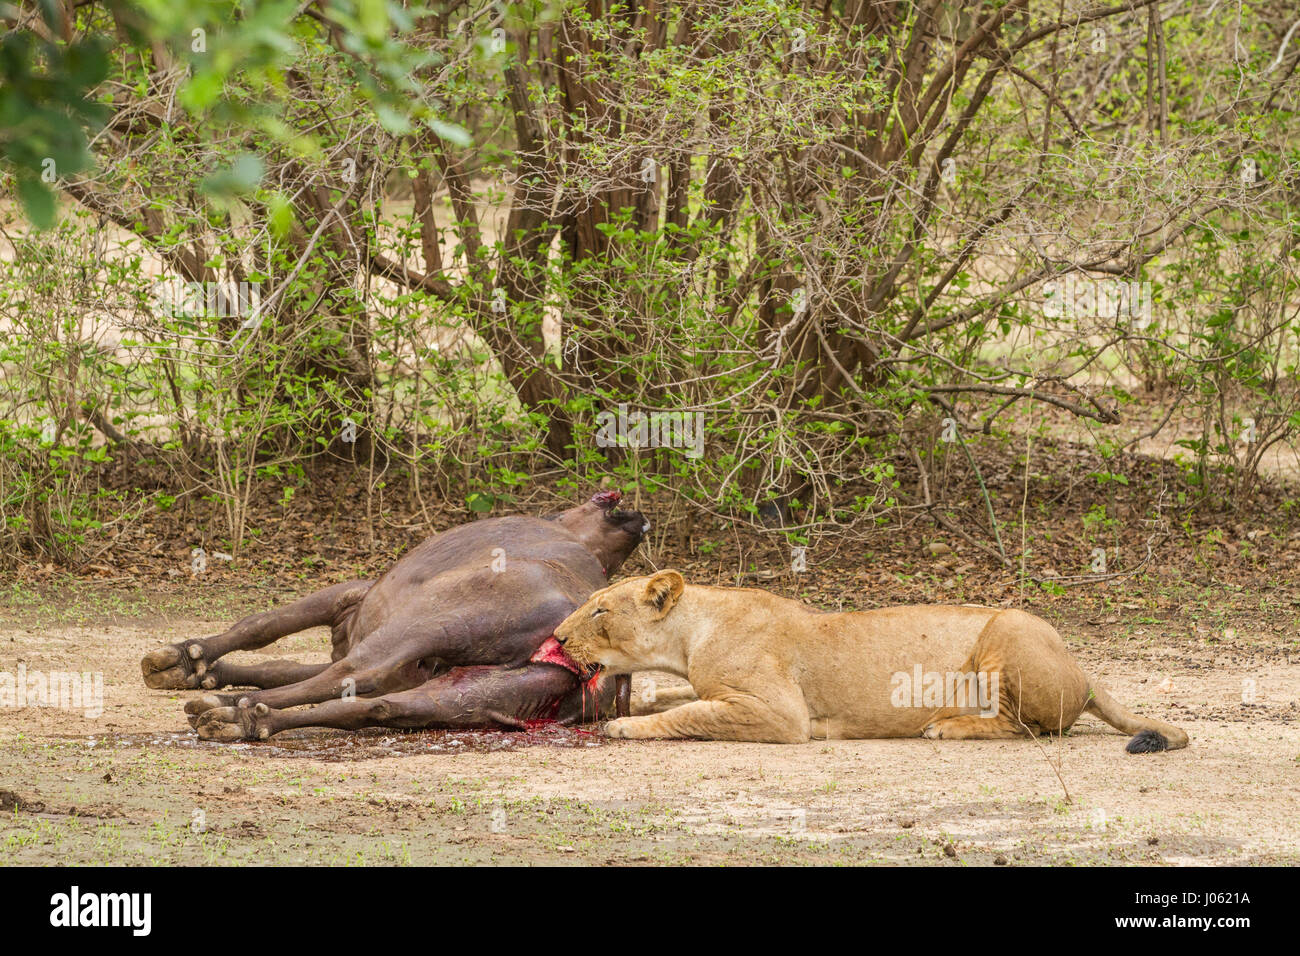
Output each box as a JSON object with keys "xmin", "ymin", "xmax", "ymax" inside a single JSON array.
[{"xmin": 1125, "ymin": 730, "xmax": 1169, "ymax": 754}]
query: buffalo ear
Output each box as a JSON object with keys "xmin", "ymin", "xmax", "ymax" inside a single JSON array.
[{"xmin": 640, "ymin": 570, "xmax": 685, "ymax": 620}]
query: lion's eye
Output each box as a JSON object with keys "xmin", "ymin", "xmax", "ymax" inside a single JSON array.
[{"xmin": 590, "ymin": 607, "xmax": 607, "ymax": 618}]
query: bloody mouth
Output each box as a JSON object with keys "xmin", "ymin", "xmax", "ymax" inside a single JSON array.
[
  {"xmin": 531, "ymin": 636, "xmax": 585, "ymax": 673},
  {"xmin": 530, "ymin": 636, "xmax": 631, "ymax": 718}
]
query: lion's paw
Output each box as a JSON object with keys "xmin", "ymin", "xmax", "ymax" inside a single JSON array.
[
  {"xmin": 922, "ymin": 722, "xmax": 943, "ymax": 739},
  {"xmin": 602, "ymin": 717, "xmax": 638, "ymax": 739}
]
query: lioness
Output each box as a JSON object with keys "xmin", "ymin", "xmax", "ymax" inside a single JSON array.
[{"xmin": 554, "ymin": 570, "xmax": 1188, "ymax": 752}]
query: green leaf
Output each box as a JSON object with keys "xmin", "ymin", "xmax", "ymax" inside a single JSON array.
[
  {"xmin": 374, "ymin": 102, "xmax": 412, "ymax": 134},
  {"xmin": 180, "ymin": 70, "xmax": 224, "ymax": 111},
  {"xmin": 266, "ymin": 192, "xmax": 294, "ymax": 237},
  {"xmin": 357, "ymin": 0, "xmax": 389, "ymax": 43},
  {"xmin": 17, "ymin": 177, "xmax": 55, "ymax": 229},
  {"xmin": 36, "ymin": 0, "xmax": 62, "ymax": 34},
  {"xmin": 425, "ymin": 117, "xmax": 471, "ymax": 148},
  {"xmin": 200, "ymin": 153, "xmax": 265, "ymax": 198}
]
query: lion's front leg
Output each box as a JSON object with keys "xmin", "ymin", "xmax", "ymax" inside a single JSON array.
[
  {"xmin": 604, "ymin": 696, "xmax": 810, "ymax": 744},
  {"xmin": 634, "ymin": 683, "xmax": 698, "ymax": 715}
]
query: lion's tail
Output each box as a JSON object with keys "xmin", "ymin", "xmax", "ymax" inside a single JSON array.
[{"xmin": 1084, "ymin": 683, "xmax": 1189, "ymax": 753}]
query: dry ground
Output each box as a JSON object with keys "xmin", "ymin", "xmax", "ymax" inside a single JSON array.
[{"xmin": 1, "ymin": 582, "xmax": 1296, "ymax": 866}]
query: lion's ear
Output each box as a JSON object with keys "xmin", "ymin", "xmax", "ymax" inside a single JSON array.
[{"xmin": 639, "ymin": 570, "xmax": 685, "ymax": 620}]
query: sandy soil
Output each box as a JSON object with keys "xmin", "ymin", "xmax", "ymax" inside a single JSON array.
[{"xmin": 0, "ymin": 600, "xmax": 1297, "ymax": 866}]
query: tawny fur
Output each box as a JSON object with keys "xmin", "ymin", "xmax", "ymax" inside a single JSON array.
[{"xmin": 554, "ymin": 571, "xmax": 1189, "ymax": 751}]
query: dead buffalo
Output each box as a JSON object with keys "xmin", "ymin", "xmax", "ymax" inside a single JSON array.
[{"xmin": 140, "ymin": 490, "xmax": 649, "ymax": 740}]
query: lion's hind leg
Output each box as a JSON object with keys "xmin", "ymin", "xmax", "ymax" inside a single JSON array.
[
  {"xmin": 922, "ymin": 713, "xmax": 1039, "ymax": 740},
  {"xmin": 922, "ymin": 609, "xmax": 1090, "ymax": 743}
]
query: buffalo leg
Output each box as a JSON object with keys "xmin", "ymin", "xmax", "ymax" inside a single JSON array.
[
  {"xmin": 142, "ymin": 580, "xmax": 370, "ymax": 690},
  {"xmin": 183, "ymin": 660, "xmax": 333, "ymax": 728},
  {"xmin": 186, "ymin": 596, "xmax": 595, "ymax": 722},
  {"xmin": 184, "ymin": 602, "xmax": 497, "ymax": 715},
  {"xmin": 184, "ymin": 627, "xmax": 431, "ymax": 719},
  {"xmin": 194, "ymin": 664, "xmax": 589, "ymax": 740},
  {"xmin": 202, "ymin": 659, "xmax": 330, "ymax": 689}
]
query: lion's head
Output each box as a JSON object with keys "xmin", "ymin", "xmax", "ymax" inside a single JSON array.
[{"xmin": 554, "ymin": 570, "xmax": 686, "ymax": 674}]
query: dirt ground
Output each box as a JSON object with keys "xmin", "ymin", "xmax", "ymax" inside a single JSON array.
[{"xmin": 1, "ymin": 580, "xmax": 1296, "ymax": 866}]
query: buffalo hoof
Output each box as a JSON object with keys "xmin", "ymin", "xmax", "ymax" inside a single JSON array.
[
  {"xmin": 195, "ymin": 700, "xmax": 273, "ymax": 742},
  {"xmin": 141, "ymin": 641, "xmax": 210, "ymax": 690},
  {"xmin": 184, "ymin": 692, "xmax": 239, "ymax": 727}
]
